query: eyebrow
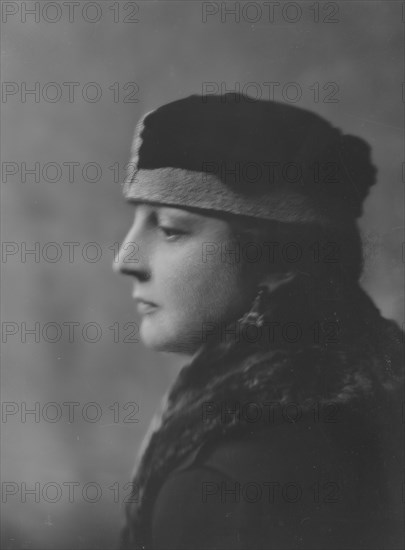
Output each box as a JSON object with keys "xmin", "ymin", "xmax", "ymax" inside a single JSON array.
[
  {"xmin": 132, "ymin": 203, "xmax": 203, "ymax": 224},
  {"xmin": 158, "ymin": 208, "xmax": 201, "ymax": 222}
]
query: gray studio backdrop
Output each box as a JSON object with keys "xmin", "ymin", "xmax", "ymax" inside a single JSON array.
[{"xmin": 1, "ymin": 1, "xmax": 403, "ymax": 549}]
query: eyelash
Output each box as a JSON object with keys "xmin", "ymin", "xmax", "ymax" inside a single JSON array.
[{"xmin": 158, "ymin": 225, "xmax": 185, "ymax": 241}]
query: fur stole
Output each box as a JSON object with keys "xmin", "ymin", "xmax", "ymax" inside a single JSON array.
[{"xmin": 119, "ymin": 287, "xmax": 404, "ymax": 550}]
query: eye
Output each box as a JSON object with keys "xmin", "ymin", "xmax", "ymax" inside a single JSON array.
[{"xmin": 158, "ymin": 225, "xmax": 185, "ymax": 241}]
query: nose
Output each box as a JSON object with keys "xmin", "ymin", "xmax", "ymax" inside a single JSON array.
[{"xmin": 112, "ymin": 225, "xmax": 151, "ymax": 281}]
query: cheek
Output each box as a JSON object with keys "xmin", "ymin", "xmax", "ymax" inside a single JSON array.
[
  {"xmin": 160, "ymin": 250, "xmax": 246, "ymax": 326},
  {"xmin": 138, "ymin": 239, "xmax": 257, "ymax": 352}
]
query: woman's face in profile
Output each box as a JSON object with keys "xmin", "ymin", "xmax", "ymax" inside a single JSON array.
[{"xmin": 114, "ymin": 203, "xmax": 257, "ymax": 354}]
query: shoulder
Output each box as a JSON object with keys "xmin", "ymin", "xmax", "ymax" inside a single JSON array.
[
  {"xmin": 150, "ymin": 401, "xmax": 403, "ymax": 549},
  {"xmin": 149, "ymin": 337, "xmax": 404, "ymax": 549}
]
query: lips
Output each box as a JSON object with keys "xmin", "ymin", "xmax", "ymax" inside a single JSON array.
[
  {"xmin": 136, "ymin": 302, "xmax": 158, "ymax": 314},
  {"xmin": 133, "ymin": 295, "xmax": 158, "ymax": 306},
  {"xmin": 133, "ymin": 295, "xmax": 158, "ymax": 314}
]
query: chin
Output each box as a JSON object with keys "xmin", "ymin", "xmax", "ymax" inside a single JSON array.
[{"xmin": 139, "ymin": 319, "xmax": 201, "ymax": 355}]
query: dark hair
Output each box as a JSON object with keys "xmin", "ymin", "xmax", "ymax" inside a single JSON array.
[{"xmin": 228, "ymin": 215, "xmax": 364, "ymax": 283}]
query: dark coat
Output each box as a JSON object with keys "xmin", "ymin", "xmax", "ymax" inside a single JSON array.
[
  {"xmin": 119, "ymin": 288, "xmax": 404, "ymax": 550},
  {"xmin": 150, "ymin": 391, "xmax": 403, "ymax": 549}
]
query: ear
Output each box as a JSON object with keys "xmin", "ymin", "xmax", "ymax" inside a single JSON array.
[{"xmin": 258, "ymin": 271, "xmax": 296, "ymax": 294}]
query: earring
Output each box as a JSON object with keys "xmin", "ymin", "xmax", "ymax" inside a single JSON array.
[{"xmin": 238, "ymin": 288, "xmax": 265, "ymax": 328}]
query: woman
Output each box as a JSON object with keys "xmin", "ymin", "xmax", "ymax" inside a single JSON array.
[{"xmin": 114, "ymin": 93, "xmax": 404, "ymax": 549}]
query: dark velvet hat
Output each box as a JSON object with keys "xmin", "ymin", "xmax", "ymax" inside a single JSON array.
[{"xmin": 123, "ymin": 93, "xmax": 376, "ymax": 227}]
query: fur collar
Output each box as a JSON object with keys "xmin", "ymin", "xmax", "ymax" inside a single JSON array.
[{"xmin": 119, "ymin": 291, "xmax": 404, "ymax": 550}]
